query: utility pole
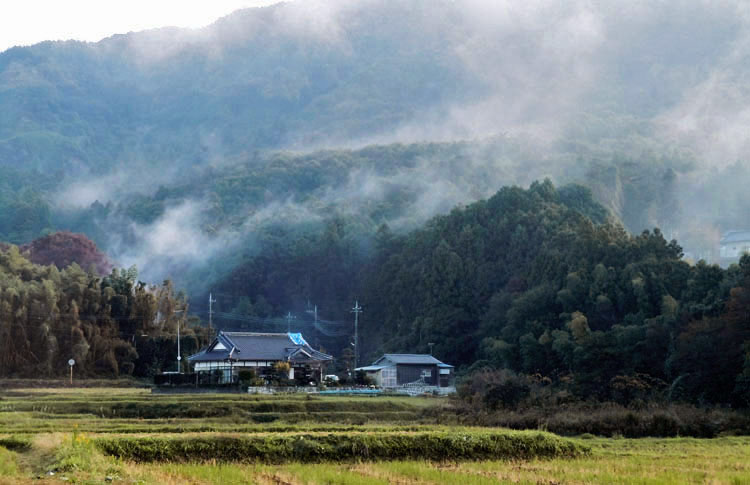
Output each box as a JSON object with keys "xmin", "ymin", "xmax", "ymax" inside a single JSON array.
[
  {"xmin": 175, "ymin": 309, "xmax": 185, "ymax": 373},
  {"xmin": 351, "ymin": 301, "xmax": 363, "ymax": 368},
  {"xmin": 428, "ymin": 342, "xmax": 435, "ymax": 356},
  {"xmin": 208, "ymin": 293, "xmax": 216, "ymax": 332},
  {"xmin": 177, "ymin": 316, "xmax": 181, "ymax": 372},
  {"xmin": 306, "ymin": 303, "xmax": 320, "ymax": 348},
  {"xmin": 286, "ymin": 312, "xmax": 295, "ymax": 332}
]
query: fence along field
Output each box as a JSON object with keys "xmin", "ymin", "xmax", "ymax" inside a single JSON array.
[{"xmin": 0, "ymin": 388, "xmax": 748, "ymax": 484}]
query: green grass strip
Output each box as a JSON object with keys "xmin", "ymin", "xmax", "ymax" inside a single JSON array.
[{"xmin": 95, "ymin": 430, "xmax": 588, "ymax": 464}]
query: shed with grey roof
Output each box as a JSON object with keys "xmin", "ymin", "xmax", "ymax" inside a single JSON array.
[{"xmin": 356, "ymin": 354, "xmax": 454, "ymax": 389}]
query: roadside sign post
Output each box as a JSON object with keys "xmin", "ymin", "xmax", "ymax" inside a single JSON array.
[{"xmin": 68, "ymin": 359, "xmax": 75, "ymax": 385}]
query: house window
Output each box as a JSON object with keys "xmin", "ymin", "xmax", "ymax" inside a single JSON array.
[
  {"xmin": 381, "ymin": 366, "xmax": 397, "ymax": 387},
  {"xmin": 421, "ymin": 369, "xmax": 432, "ymax": 379}
]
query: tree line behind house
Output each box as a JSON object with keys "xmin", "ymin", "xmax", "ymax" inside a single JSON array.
[{"xmin": 2, "ymin": 181, "xmax": 748, "ymax": 409}]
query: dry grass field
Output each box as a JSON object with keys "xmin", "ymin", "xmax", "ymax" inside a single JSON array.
[{"xmin": 0, "ymin": 388, "xmax": 748, "ymax": 484}]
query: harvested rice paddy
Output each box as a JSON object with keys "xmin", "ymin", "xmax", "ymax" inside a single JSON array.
[{"xmin": 0, "ymin": 388, "xmax": 748, "ymax": 484}]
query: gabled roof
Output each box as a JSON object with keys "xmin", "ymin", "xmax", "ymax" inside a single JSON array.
[
  {"xmin": 188, "ymin": 331, "xmax": 333, "ymax": 363},
  {"xmin": 371, "ymin": 354, "xmax": 453, "ymax": 367},
  {"xmin": 721, "ymin": 231, "xmax": 750, "ymax": 244}
]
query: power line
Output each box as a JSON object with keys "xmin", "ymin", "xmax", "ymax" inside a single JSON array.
[{"xmin": 211, "ymin": 311, "xmax": 349, "ymax": 336}]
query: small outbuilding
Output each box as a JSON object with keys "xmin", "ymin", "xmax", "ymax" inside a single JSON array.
[{"xmin": 356, "ymin": 354, "xmax": 455, "ymax": 391}]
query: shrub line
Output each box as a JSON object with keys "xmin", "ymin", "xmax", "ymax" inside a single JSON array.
[{"xmin": 95, "ymin": 431, "xmax": 588, "ymax": 464}]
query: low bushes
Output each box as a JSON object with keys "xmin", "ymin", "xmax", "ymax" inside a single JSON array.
[
  {"xmin": 453, "ymin": 368, "xmax": 750, "ymax": 438},
  {"xmin": 440, "ymin": 402, "xmax": 750, "ymax": 438},
  {"xmin": 95, "ymin": 430, "xmax": 588, "ymax": 463}
]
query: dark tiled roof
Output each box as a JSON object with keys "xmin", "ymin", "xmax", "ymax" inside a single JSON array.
[
  {"xmin": 373, "ymin": 354, "xmax": 453, "ymax": 367},
  {"xmin": 188, "ymin": 332, "xmax": 333, "ymax": 363}
]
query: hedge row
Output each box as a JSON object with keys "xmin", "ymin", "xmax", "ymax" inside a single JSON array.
[
  {"xmin": 96, "ymin": 431, "xmax": 588, "ymax": 463},
  {"xmin": 3, "ymin": 419, "xmax": 440, "ymax": 435},
  {"xmin": 3, "ymin": 400, "xmax": 416, "ymax": 418},
  {"xmin": 3, "ymin": 413, "xmax": 424, "ymax": 435},
  {"xmin": 0, "ymin": 378, "xmax": 145, "ymax": 389}
]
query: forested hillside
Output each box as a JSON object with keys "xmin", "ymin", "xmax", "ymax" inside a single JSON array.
[
  {"xmin": 0, "ymin": 247, "xmax": 208, "ymax": 378},
  {"xmin": 0, "ymin": 0, "xmax": 742, "ymax": 172},
  {"xmin": 0, "ymin": 138, "xmax": 713, "ymax": 291},
  {"xmin": 1, "ymin": 0, "xmax": 750, "ymax": 278},
  {"xmin": 1, "ymin": 0, "xmax": 750, "ymax": 404},
  {"xmin": 207, "ymin": 181, "xmax": 749, "ymax": 405},
  {"xmin": 360, "ymin": 182, "xmax": 750, "ymax": 405},
  {"xmin": 4, "ymin": 181, "xmax": 748, "ymax": 405}
]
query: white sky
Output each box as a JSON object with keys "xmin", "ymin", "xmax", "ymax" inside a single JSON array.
[{"xmin": 0, "ymin": 0, "xmax": 282, "ymax": 53}]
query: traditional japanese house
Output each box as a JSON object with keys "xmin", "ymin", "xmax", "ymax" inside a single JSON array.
[{"xmin": 188, "ymin": 331, "xmax": 333, "ymax": 384}]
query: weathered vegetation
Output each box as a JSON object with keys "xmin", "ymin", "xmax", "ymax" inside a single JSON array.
[{"xmin": 0, "ymin": 389, "xmax": 748, "ymax": 484}]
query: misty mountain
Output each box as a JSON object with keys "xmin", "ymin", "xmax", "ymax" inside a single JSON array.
[
  {"xmin": 0, "ymin": 0, "xmax": 745, "ymax": 171},
  {"xmin": 3, "ymin": 0, "xmax": 750, "ymax": 290}
]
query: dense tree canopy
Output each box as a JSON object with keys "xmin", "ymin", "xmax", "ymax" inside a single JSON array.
[
  {"xmin": 207, "ymin": 181, "xmax": 749, "ymax": 406},
  {"xmin": 357, "ymin": 181, "xmax": 748, "ymax": 405},
  {"xmin": 0, "ymin": 246, "xmax": 208, "ymax": 378},
  {"xmin": 19, "ymin": 231, "xmax": 112, "ymax": 276}
]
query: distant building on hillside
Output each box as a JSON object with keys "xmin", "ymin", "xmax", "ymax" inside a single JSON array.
[
  {"xmin": 187, "ymin": 331, "xmax": 333, "ymax": 384},
  {"xmin": 719, "ymin": 230, "xmax": 750, "ymax": 266},
  {"xmin": 356, "ymin": 354, "xmax": 455, "ymax": 393}
]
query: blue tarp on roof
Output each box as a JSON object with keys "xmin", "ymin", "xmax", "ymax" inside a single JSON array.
[{"xmin": 288, "ymin": 332, "xmax": 309, "ymax": 346}]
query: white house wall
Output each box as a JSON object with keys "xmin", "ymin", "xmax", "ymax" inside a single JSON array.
[
  {"xmin": 194, "ymin": 361, "xmax": 276, "ymax": 371},
  {"xmin": 720, "ymin": 242, "xmax": 750, "ymax": 259}
]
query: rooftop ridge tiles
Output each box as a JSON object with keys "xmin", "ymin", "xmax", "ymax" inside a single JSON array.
[{"xmin": 220, "ymin": 331, "xmax": 291, "ymax": 337}]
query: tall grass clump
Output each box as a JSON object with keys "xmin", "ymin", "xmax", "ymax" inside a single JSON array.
[
  {"xmin": 0, "ymin": 446, "xmax": 20, "ymax": 477},
  {"xmin": 96, "ymin": 430, "xmax": 588, "ymax": 464},
  {"xmin": 51, "ymin": 428, "xmax": 122, "ymax": 478}
]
